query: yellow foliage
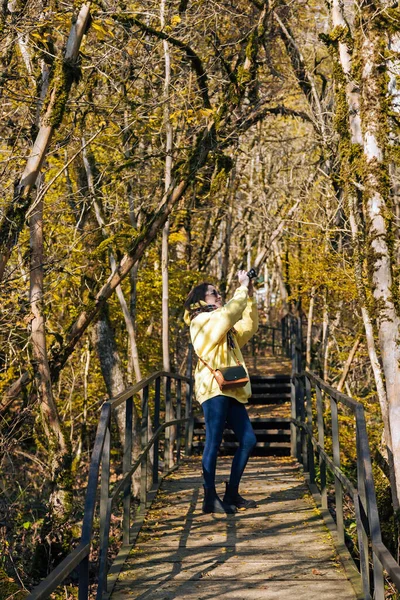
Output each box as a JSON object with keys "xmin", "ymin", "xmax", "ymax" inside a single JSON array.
[
  {"xmin": 171, "ymin": 15, "xmax": 181, "ymax": 27},
  {"xmin": 91, "ymin": 20, "xmax": 114, "ymax": 39}
]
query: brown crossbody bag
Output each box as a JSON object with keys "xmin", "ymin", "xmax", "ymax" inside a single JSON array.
[{"xmin": 196, "ymin": 342, "xmax": 249, "ymax": 391}]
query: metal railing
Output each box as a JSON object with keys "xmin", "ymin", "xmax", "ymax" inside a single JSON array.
[
  {"xmin": 291, "ymin": 346, "xmax": 400, "ymax": 599},
  {"xmin": 27, "ymin": 351, "xmax": 194, "ymax": 600},
  {"xmin": 243, "ymin": 313, "xmax": 300, "ymax": 359},
  {"xmin": 247, "ymin": 322, "xmax": 287, "ymax": 357}
]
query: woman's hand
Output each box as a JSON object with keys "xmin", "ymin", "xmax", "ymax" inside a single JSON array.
[{"xmin": 237, "ymin": 270, "xmax": 249, "ymax": 287}]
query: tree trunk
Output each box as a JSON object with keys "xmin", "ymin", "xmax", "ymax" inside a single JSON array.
[
  {"xmin": 337, "ymin": 337, "xmax": 361, "ymax": 392},
  {"xmin": 91, "ymin": 305, "xmax": 141, "ymax": 496},
  {"xmin": 81, "ymin": 143, "xmax": 144, "ymax": 491},
  {"xmin": 221, "ymin": 185, "xmax": 233, "ymax": 302},
  {"xmin": 161, "ymin": 0, "xmax": 175, "ymax": 469},
  {"xmin": 332, "ymin": 0, "xmax": 400, "ymax": 511},
  {"xmin": 321, "ymin": 290, "xmax": 329, "ymax": 382},
  {"xmin": 161, "ymin": 0, "xmax": 172, "ymax": 375},
  {"xmin": 306, "ymin": 287, "xmax": 316, "ymax": 370},
  {"xmin": 263, "ymin": 263, "xmax": 270, "ymax": 320},
  {"xmin": 272, "ymin": 240, "xmax": 289, "ymax": 315},
  {"xmin": 0, "ymin": 3, "xmax": 91, "ymax": 283},
  {"xmin": 29, "ymin": 193, "xmax": 74, "ymax": 578},
  {"xmin": 30, "ymin": 194, "xmax": 70, "ymax": 494},
  {"xmin": 358, "ymin": 2, "xmax": 400, "ymax": 505}
]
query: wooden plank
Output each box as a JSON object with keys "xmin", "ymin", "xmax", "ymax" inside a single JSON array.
[
  {"xmin": 112, "ymin": 580, "xmax": 358, "ymax": 599},
  {"xmin": 110, "ymin": 457, "xmax": 358, "ymax": 600}
]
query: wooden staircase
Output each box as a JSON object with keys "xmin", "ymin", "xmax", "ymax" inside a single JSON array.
[{"xmin": 192, "ymin": 373, "xmax": 291, "ymax": 456}]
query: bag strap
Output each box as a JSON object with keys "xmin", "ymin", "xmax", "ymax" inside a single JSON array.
[
  {"xmin": 197, "ymin": 355, "xmax": 216, "ymax": 374},
  {"xmin": 230, "ymin": 345, "xmax": 242, "ymax": 367},
  {"xmin": 194, "ymin": 335, "xmax": 242, "ymax": 370}
]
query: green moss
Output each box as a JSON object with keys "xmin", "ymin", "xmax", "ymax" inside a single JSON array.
[
  {"xmin": 319, "ymin": 25, "xmax": 353, "ymax": 50},
  {"xmin": 0, "ymin": 570, "xmax": 28, "ymax": 600},
  {"xmin": 245, "ymin": 31, "xmax": 258, "ymax": 62},
  {"xmin": 43, "ymin": 58, "xmax": 82, "ymax": 129},
  {"xmin": 329, "ymin": 46, "xmax": 363, "ymax": 191},
  {"xmin": 327, "ymin": 16, "xmax": 395, "ymax": 321},
  {"xmin": 209, "ymin": 168, "xmax": 227, "ymax": 195},
  {"xmin": 237, "ymin": 65, "xmax": 252, "ymax": 88},
  {"xmin": 329, "ymin": 4, "xmax": 398, "ymax": 318},
  {"xmin": 375, "ymin": 7, "xmax": 400, "ymax": 34}
]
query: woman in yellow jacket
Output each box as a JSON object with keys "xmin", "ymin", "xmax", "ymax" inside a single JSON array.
[{"xmin": 184, "ymin": 270, "xmax": 258, "ymax": 514}]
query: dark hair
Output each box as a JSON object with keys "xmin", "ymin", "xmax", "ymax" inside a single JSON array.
[{"xmin": 184, "ymin": 282, "xmax": 213, "ymax": 310}]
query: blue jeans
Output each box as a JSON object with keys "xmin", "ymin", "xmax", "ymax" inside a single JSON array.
[{"xmin": 201, "ymin": 395, "xmax": 257, "ymax": 489}]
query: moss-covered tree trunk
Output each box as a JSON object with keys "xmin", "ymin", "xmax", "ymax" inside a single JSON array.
[
  {"xmin": 30, "ymin": 194, "xmax": 72, "ymax": 507},
  {"xmin": 358, "ymin": 2, "xmax": 400, "ymax": 505},
  {"xmin": 329, "ymin": 0, "xmax": 400, "ymax": 508},
  {"xmin": 305, "ymin": 287, "xmax": 315, "ymax": 370},
  {"xmin": 0, "ymin": 3, "xmax": 91, "ymax": 283},
  {"xmin": 29, "ymin": 195, "xmax": 74, "ymax": 578},
  {"xmin": 91, "ymin": 304, "xmax": 142, "ymax": 496}
]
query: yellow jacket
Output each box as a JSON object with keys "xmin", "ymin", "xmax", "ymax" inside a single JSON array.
[{"xmin": 186, "ymin": 286, "xmax": 258, "ymax": 405}]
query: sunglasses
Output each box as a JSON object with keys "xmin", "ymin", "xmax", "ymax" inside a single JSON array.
[{"xmin": 207, "ymin": 289, "xmax": 220, "ymax": 298}]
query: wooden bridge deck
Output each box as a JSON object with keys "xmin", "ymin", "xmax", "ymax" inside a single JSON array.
[{"xmin": 111, "ymin": 457, "xmax": 358, "ymax": 600}]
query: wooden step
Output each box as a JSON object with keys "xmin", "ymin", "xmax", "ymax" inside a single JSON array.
[
  {"xmin": 192, "ymin": 441, "xmax": 291, "ymax": 449},
  {"xmin": 192, "ymin": 440, "xmax": 292, "ymax": 456},
  {"xmin": 251, "ymin": 382, "xmax": 291, "ymax": 394},
  {"xmin": 193, "ymin": 428, "xmax": 290, "ymax": 438},
  {"xmin": 194, "ymin": 416, "xmax": 291, "ymax": 425},
  {"xmin": 248, "ymin": 394, "xmax": 291, "ymax": 405},
  {"xmin": 250, "ymin": 392, "xmax": 291, "ymax": 399},
  {"xmin": 250, "ymin": 375, "xmax": 291, "ymax": 383},
  {"xmin": 248, "ymin": 416, "xmax": 291, "ymax": 424}
]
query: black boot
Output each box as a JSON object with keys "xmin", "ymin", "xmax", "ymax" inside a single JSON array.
[
  {"xmin": 202, "ymin": 485, "xmax": 237, "ymax": 514},
  {"xmin": 223, "ymin": 482, "xmax": 257, "ymax": 510}
]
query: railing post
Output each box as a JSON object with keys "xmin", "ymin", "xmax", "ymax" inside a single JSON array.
[
  {"xmin": 176, "ymin": 379, "xmax": 182, "ymax": 464},
  {"xmin": 252, "ymin": 336, "xmax": 257, "ymax": 370},
  {"xmin": 272, "ymin": 327, "xmax": 275, "ymax": 355},
  {"xmin": 356, "ymin": 407, "xmax": 385, "ymax": 600},
  {"xmin": 153, "ymin": 377, "xmax": 161, "ymax": 485},
  {"xmin": 315, "ymin": 384, "xmax": 327, "ymax": 509},
  {"xmin": 291, "ymin": 318, "xmax": 303, "ymax": 462},
  {"xmin": 290, "ymin": 335, "xmax": 299, "ymax": 459},
  {"xmin": 78, "ymin": 404, "xmax": 111, "ymax": 600},
  {"xmin": 355, "ymin": 418, "xmax": 372, "ymax": 600},
  {"xmin": 298, "ymin": 376, "xmax": 306, "ymax": 468},
  {"xmin": 123, "ymin": 395, "xmax": 133, "ymax": 546},
  {"xmin": 305, "ymin": 376, "xmax": 315, "ymax": 484},
  {"xmin": 140, "ymin": 385, "xmax": 149, "ymax": 507},
  {"xmin": 185, "ymin": 344, "xmax": 194, "ymax": 456},
  {"xmin": 164, "ymin": 376, "xmax": 172, "ymax": 471},
  {"xmin": 296, "ymin": 315, "xmax": 302, "ymax": 374},
  {"xmin": 330, "ymin": 395, "xmax": 344, "ymax": 544},
  {"xmin": 78, "ymin": 555, "xmax": 89, "ymax": 600},
  {"xmin": 97, "ymin": 420, "xmax": 111, "ymax": 597}
]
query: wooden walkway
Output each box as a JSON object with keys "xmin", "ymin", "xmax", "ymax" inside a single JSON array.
[{"xmin": 111, "ymin": 457, "xmax": 358, "ymax": 600}]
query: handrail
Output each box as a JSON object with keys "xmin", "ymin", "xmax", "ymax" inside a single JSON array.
[
  {"xmin": 247, "ymin": 323, "xmax": 286, "ymax": 357},
  {"xmin": 26, "ymin": 544, "xmax": 91, "ymax": 600},
  {"xmin": 290, "ymin": 339, "xmax": 400, "ymax": 599},
  {"xmin": 109, "ymin": 371, "xmax": 190, "ymax": 409},
  {"xmin": 27, "ymin": 359, "xmax": 194, "ymax": 600}
]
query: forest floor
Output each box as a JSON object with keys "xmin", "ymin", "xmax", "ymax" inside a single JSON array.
[{"xmin": 110, "ymin": 457, "xmax": 358, "ymax": 600}]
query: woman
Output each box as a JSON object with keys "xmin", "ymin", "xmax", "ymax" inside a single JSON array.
[{"xmin": 184, "ymin": 270, "xmax": 258, "ymax": 514}]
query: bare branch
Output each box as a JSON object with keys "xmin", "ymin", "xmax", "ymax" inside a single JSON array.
[{"xmin": 117, "ymin": 14, "xmax": 211, "ymax": 109}]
